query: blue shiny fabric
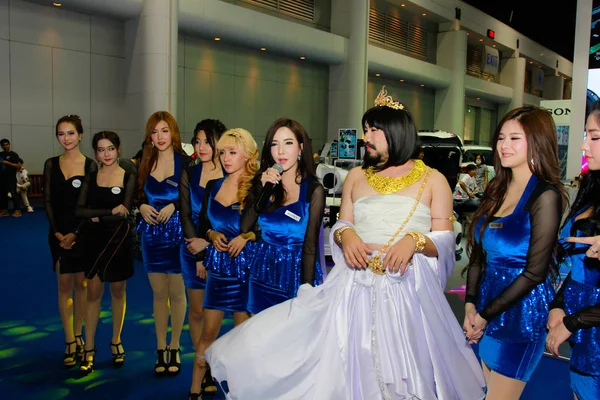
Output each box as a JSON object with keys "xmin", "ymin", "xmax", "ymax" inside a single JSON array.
[
  {"xmin": 478, "ymin": 329, "xmax": 546, "ymax": 382},
  {"xmin": 137, "ymin": 156, "xmax": 183, "ymax": 274},
  {"xmin": 561, "ymin": 213, "xmax": 600, "ymax": 376},
  {"xmin": 248, "ymin": 179, "xmax": 323, "ymax": 315},
  {"xmin": 180, "ymin": 164, "xmax": 206, "ymax": 289},
  {"xmin": 571, "ymin": 370, "xmax": 600, "ymax": 400},
  {"xmin": 475, "ymin": 175, "xmax": 554, "ymax": 343},
  {"xmin": 203, "ymin": 177, "xmax": 253, "ymax": 311}
]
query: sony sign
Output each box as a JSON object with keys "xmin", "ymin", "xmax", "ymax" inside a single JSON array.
[{"xmin": 482, "ymin": 45, "xmax": 499, "ymax": 76}]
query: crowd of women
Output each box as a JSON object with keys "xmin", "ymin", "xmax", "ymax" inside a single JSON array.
[{"xmin": 41, "ymin": 99, "xmax": 600, "ymax": 399}]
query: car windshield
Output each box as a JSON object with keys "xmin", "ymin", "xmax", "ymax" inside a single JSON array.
[{"xmin": 464, "ymin": 149, "xmax": 493, "ymax": 164}]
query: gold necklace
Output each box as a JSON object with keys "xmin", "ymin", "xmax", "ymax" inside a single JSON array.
[
  {"xmin": 367, "ymin": 167, "xmax": 431, "ymax": 275},
  {"xmin": 364, "ymin": 159, "xmax": 426, "ymax": 195}
]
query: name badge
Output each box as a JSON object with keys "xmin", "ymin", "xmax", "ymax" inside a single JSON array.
[
  {"xmin": 166, "ymin": 179, "xmax": 178, "ymax": 187},
  {"xmin": 72, "ymin": 179, "xmax": 82, "ymax": 188},
  {"xmin": 285, "ymin": 210, "xmax": 301, "ymax": 222},
  {"xmin": 489, "ymin": 222, "xmax": 503, "ymax": 229},
  {"xmin": 231, "ymin": 204, "xmax": 240, "ymax": 211},
  {"xmin": 111, "ymin": 187, "xmax": 122, "ymax": 195}
]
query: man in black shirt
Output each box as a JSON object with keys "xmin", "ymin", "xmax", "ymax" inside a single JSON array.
[{"xmin": 0, "ymin": 139, "xmax": 22, "ymax": 217}]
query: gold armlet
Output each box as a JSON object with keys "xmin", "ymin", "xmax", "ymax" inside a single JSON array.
[
  {"xmin": 240, "ymin": 232, "xmax": 256, "ymax": 241},
  {"xmin": 334, "ymin": 226, "xmax": 355, "ymax": 246},
  {"xmin": 406, "ymin": 232, "xmax": 426, "ymax": 253},
  {"xmin": 432, "ymin": 215, "xmax": 456, "ymax": 222}
]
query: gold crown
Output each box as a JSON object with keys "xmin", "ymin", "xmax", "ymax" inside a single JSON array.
[{"xmin": 374, "ymin": 86, "xmax": 405, "ymax": 110}]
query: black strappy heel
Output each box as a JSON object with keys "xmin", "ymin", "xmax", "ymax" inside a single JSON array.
[
  {"xmin": 79, "ymin": 347, "xmax": 97, "ymax": 376},
  {"xmin": 167, "ymin": 347, "xmax": 181, "ymax": 375},
  {"xmin": 75, "ymin": 334, "xmax": 85, "ymax": 362},
  {"xmin": 63, "ymin": 340, "xmax": 77, "ymax": 368},
  {"xmin": 201, "ymin": 364, "xmax": 217, "ymax": 396},
  {"xmin": 155, "ymin": 347, "xmax": 168, "ymax": 375},
  {"xmin": 110, "ymin": 342, "xmax": 125, "ymax": 368}
]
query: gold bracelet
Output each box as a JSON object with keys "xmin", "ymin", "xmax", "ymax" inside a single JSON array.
[
  {"xmin": 240, "ymin": 232, "xmax": 256, "ymax": 241},
  {"xmin": 334, "ymin": 226, "xmax": 355, "ymax": 246},
  {"xmin": 406, "ymin": 232, "xmax": 426, "ymax": 253}
]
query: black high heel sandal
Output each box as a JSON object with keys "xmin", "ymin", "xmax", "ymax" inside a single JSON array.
[
  {"xmin": 63, "ymin": 340, "xmax": 77, "ymax": 368},
  {"xmin": 167, "ymin": 347, "xmax": 181, "ymax": 375},
  {"xmin": 75, "ymin": 335, "xmax": 85, "ymax": 362},
  {"xmin": 110, "ymin": 342, "xmax": 125, "ymax": 368},
  {"xmin": 201, "ymin": 365, "xmax": 217, "ymax": 396},
  {"xmin": 79, "ymin": 348, "xmax": 97, "ymax": 376},
  {"xmin": 188, "ymin": 393, "xmax": 201, "ymax": 400},
  {"xmin": 155, "ymin": 347, "xmax": 168, "ymax": 375}
]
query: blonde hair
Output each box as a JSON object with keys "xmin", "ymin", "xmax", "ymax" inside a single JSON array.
[{"xmin": 217, "ymin": 128, "xmax": 259, "ymax": 208}]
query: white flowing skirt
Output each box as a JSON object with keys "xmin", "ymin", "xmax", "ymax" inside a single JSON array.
[{"xmin": 206, "ymin": 230, "xmax": 486, "ymax": 400}]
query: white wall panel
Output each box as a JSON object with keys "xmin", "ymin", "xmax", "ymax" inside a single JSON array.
[
  {"xmin": 14, "ymin": 125, "xmax": 55, "ymax": 174},
  {"xmin": 0, "ymin": 0, "xmax": 8, "ymax": 40},
  {"xmin": 0, "ymin": 124, "xmax": 10, "ymax": 142},
  {"xmin": 53, "ymin": 48, "xmax": 91, "ymax": 125},
  {"xmin": 91, "ymin": 54, "xmax": 125, "ymax": 130},
  {"xmin": 183, "ymin": 68, "xmax": 210, "ymax": 134},
  {"xmin": 91, "ymin": 16, "xmax": 125, "ymax": 58},
  {"xmin": 10, "ymin": 42, "xmax": 53, "ymax": 126},
  {"xmin": 10, "ymin": 0, "xmax": 90, "ymax": 52},
  {"xmin": 0, "ymin": 39, "xmax": 10, "ymax": 125}
]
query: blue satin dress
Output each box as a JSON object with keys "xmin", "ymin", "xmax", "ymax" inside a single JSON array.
[
  {"xmin": 180, "ymin": 164, "xmax": 206, "ymax": 290},
  {"xmin": 475, "ymin": 175, "xmax": 554, "ymax": 381},
  {"xmin": 247, "ymin": 179, "xmax": 323, "ymax": 315},
  {"xmin": 560, "ymin": 212, "xmax": 600, "ymax": 400},
  {"xmin": 203, "ymin": 178, "xmax": 254, "ymax": 312},
  {"xmin": 138, "ymin": 156, "xmax": 183, "ymax": 274}
]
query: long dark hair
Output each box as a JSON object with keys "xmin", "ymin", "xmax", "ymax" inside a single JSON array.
[
  {"xmin": 193, "ymin": 119, "xmax": 227, "ymax": 167},
  {"xmin": 466, "ymin": 106, "xmax": 567, "ymax": 278},
  {"xmin": 556, "ymin": 105, "xmax": 600, "ymax": 263},
  {"xmin": 361, "ymin": 105, "xmax": 420, "ymax": 171},
  {"xmin": 244, "ymin": 117, "xmax": 317, "ymax": 211}
]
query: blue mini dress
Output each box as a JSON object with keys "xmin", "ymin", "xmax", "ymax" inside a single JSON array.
[
  {"xmin": 247, "ymin": 179, "xmax": 323, "ymax": 315},
  {"xmin": 138, "ymin": 155, "xmax": 184, "ymax": 274},
  {"xmin": 559, "ymin": 212, "xmax": 600, "ymax": 400},
  {"xmin": 202, "ymin": 177, "xmax": 254, "ymax": 312},
  {"xmin": 474, "ymin": 175, "xmax": 556, "ymax": 381}
]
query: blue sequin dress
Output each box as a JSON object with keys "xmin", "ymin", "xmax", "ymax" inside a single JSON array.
[
  {"xmin": 247, "ymin": 178, "xmax": 324, "ymax": 315},
  {"xmin": 180, "ymin": 164, "xmax": 207, "ymax": 289},
  {"xmin": 467, "ymin": 175, "xmax": 561, "ymax": 381},
  {"xmin": 558, "ymin": 211, "xmax": 600, "ymax": 400},
  {"xmin": 137, "ymin": 155, "xmax": 184, "ymax": 274},
  {"xmin": 201, "ymin": 177, "xmax": 254, "ymax": 312}
]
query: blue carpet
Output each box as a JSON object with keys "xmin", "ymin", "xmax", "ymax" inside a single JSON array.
[{"xmin": 0, "ymin": 207, "xmax": 575, "ymax": 399}]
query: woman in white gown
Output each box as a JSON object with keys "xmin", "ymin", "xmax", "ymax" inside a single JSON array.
[{"xmin": 206, "ymin": 89, "xmax": 486, "ymax": 400}]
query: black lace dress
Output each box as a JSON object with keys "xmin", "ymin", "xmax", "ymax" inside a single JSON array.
[{"xmin": 76, "ymin": 169, "xmax": 136, "ymax": 282}]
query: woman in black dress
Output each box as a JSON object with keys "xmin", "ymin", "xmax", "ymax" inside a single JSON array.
[
  {"xmin": 76, "ymin": 131, "xmax": 136, "ymax": 375},
  {"xmin": 43, "ymin": 115, "xmax": 97, "ymax": 367}
]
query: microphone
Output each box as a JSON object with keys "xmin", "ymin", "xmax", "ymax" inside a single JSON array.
[{"xmin": 253, "ymin": 163, "xmax": 284, "ymax": 213}]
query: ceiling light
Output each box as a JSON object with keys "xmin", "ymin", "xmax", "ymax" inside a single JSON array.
[
  {"xmin": 529, "ymin": 61, "xmax": 534, "ymax": 64},
  {"xmin": 492, "ymin": 44, "xmax": 496, "ymax": 48},
  {"xmin": 300, "ymin": 56, "xmax": 306, "ymax": 60},
  {"xmin": 466, "ymin": 32, "xmax": 470, "ymax": 36},
  {"xmin": 401, "ymin": 3, "xmax": 405, "ymax": 6},
  {"xmin": 479, "ymin": 38, "xmax": 483, "ymax": 42},
  {"xmin": 476, "ymin": 97, "xmax": 480, "ymax": 100},
  {"xmin": 422, "ymin": 13, "xmax": 427, "ymax": 16},
  {"xmin": 400, "ymin": 79, "xmax": 404, "ymax": 82},
  {"xmin": 53, "ymin": 2, "xmax": 61, "ymax": 5},
  {"xmin": 260, "ymin": 47, "xmax": 266, "ymax": 51},
  {"xmin": 214, "ymin": 37, "xmax": 221, "ymax": 41},
  {"xmin": 420, "ymin": 84, "xmax": 425, "ymax": 87},
  {"xmin": 375, "ymin": 73, "xmax": 380, "ymax": 77}
]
